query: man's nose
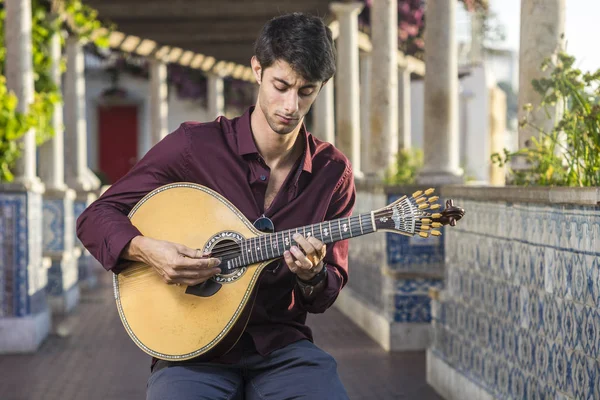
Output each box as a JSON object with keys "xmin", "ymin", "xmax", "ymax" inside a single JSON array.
[{"xmin": 283, "ymin": 92, "xmax": 299, "ymax": 114}]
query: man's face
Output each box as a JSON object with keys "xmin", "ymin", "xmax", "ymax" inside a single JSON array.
[{"xmin": 254, "ymin": 59, "xmax": 322, "ymax": 135}]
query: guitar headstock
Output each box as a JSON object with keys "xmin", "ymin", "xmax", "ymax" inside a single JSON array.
[{"xmin": 373, "ymin": 189, "xmax": 464, "ymax": 238}]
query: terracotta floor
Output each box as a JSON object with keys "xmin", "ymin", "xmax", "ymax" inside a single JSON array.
[{"xmin": 0, "ymin": 270, "xmax": 442, "ymax": 400}]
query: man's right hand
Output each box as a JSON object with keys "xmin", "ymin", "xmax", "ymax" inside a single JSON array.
[{"xmin": 124, "ymin": 236, "xmax": 222, "ymax": 286}]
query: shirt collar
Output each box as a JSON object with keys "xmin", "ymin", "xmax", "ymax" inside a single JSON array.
[{"xmin": 236, "ymin": 106, "xmax": 313, "ymax": 174}]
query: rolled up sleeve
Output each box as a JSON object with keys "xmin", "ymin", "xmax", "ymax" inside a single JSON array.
[{"xmin": 76, "ymin": 124, "xmax": 191, "ymax": 272}]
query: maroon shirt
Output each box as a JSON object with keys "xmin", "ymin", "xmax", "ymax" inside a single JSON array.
[{"xmin": 76, "ymin": 106, "xmax": 356, "ymax": 362}]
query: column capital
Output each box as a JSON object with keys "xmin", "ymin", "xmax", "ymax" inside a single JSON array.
[{"xmin": 330, "ymin": 1, "xmax": 364, "ymax": 17}]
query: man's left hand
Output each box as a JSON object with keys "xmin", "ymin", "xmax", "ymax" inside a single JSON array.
[{"xmin": 284, "ymin": 233, "xmax": 327, "ymax": 281}]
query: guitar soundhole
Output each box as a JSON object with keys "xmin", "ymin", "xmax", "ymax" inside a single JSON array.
[{"xmin": 206, "ymin": 236, "xmax": 247, "ymax": 284}]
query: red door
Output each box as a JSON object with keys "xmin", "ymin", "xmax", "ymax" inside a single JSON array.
[{"xmin": 98, "ymin": 105, "xmax": 138, "ymax": 184}]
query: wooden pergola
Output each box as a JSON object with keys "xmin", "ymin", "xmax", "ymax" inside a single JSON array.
[{"xmin": 83, "ymin": 0, "xmax": 337, "ymax": 81}]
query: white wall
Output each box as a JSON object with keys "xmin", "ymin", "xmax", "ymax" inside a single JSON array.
[
  {"xmin": 485, "ymin": 49, "xmax": 519, "ymax": 91},
  {"xmin": 409, "ymin": 80, "xmax": 424, "ymax": 152},
  {"xmin": 460, "ymin": 64, "xmax": 493, "ymax": 182}
]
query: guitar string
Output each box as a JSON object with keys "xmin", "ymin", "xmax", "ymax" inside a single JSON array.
[
  {"xmin": 205, "ymin": 213, "xmax": 434, "ymax": 258},
  {"xmin": 205, "ymin": 217, "xmax": 433, "ymax": 261},
  {"xmin": 207, "ymin": 219, "xmax": 373, "ymax": 256},
  {"xmin": 119, "ymin": 213, "xmax": 436, "ymax": 276},
  {"xmin": 120, "ymin": 219, "xmax": 374, "ymax": 277}
]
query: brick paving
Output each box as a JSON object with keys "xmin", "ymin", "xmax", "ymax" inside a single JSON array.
[{"xmin": 0, "ymin": 270, "xmax": 442, "ymax": 400}]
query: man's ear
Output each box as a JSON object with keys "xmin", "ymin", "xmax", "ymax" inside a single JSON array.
[{"xmin": 251, "ymin": 56, "xmax": 262, "ymax": 85}]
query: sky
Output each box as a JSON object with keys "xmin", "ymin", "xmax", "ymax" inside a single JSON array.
[{"xmin": 487, "ymin": 0, "xmax": 600, "ymax": 73}]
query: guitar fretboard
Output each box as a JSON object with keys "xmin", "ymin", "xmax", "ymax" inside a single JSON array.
[{"xmin": 222, "ymin": 213, "xmax": 375, "ymax": 271}]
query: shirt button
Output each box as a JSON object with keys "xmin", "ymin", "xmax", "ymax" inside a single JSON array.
[{"xmin": 260, "ymin": 175, "xmax": 267, "ymax": 181}]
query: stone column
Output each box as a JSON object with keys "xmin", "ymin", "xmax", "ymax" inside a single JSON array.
[
  {"xmin": 207, "ymin": 73, "xmax": 225, "ymax": 119},
  {"xmin": 359, "ymin": 53, "xmax": 371, "ymax": 173},
  {"xmin": 64, "ymin": 35, "xmax": 100, "ymax": 193},
  {"xmin": 312, "ymin": 81, "xmax": 335, "ymax": 144},
  {"xmin": 0, "ymin": 0, "xmax": 50, "ymax": 354},
  {"xmin": 398, "ymin": 67, "xmax": 412, "ymax": 151},
  {"xmin": 368, "ymin": 0, "xmax": 398, "ymax": 178},
  {"xmin": 330, "ymin": 1, "xmax": 364, "ymax": 177},
  {"xmin": 64, "ymin": 35, "xmax": 101, "ymax": 288},
  {"xmin": 518, "ymin": 0, "xmax": 565, "ymax": 149},
  {"xmin": 39, "ymin": 33, "xmax": 66, "ymax": 192},
  {"xmin": 416, "ymin": 0, "xmax": 463, "ymax": 185},
  {"xmin": 5, "ymin": 0, "xmax": 41, "ymax": 189},
  {"xmin": 39, "ymin": 30, "xmax": 80, "ymax": 315},
  {"xmin": 150, "ymin": 58, "xmax": 169, "ymax": 145}
]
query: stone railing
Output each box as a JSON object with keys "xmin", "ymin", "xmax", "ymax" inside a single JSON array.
[{"xmin": 427, "ymin": 186, "xmax": 600, "ymax": 400}]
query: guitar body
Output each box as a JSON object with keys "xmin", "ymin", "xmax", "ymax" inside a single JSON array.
[{"xmin": 114, "ymin": 183, "xmax": 269, "ymax": 361}]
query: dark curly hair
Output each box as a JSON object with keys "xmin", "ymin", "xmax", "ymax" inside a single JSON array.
[{"xmin": 254, "ymin": 13, "xmax": 336, "ymax": 83}]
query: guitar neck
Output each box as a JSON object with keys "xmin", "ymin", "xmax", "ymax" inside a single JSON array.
[{"xmin": 221, "ymin": 213, "xmax": 376, "ymax": 272}]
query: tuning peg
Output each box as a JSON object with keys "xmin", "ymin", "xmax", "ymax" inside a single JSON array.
[
  {"xmin": 425, "ymin": 188, "xmax": 435, "ymax": 196},
  {"xmin": 418, "ymin": 203, "xmax": 430, "ymax": 210},
  {"xmin": 432, "ymin": 213, "xmax": 442, "ymax": 219},
  {"xmin": 431, "ymin": 230, "xmax": 441, "ymax": 236},
  {"xmin": 430, "ymin": 204, "xmax": 441, "ymax": 210},
  {"xmin": 416, "ymin": 197, "xmax": 427, "ymax": 204},
  {"xmin": 421, "ymin": 218, "xmax": 432, "ymax": 224},
  {"xmin": 428, "ymin": 196, "xmax": 439, "ymax": 203},
  {"xmin": 432, "ymin": 222, "xmax": 442, "ymax": 228},
  {"xmin": 418, "ymin": 232, "xmax": 429, "ymax": 238},
  {"xmin": 420, "ymin": 225, "xmax": 431, "ymax": 231},
  {"xmin": 412, "ymin": 190, "xmax": 423, "ymax": 198}
]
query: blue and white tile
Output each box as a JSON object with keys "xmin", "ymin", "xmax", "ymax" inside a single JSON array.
[
  {"xmin": 588, "ymin": 256, "xmax": 600, "ymax": 308},
  {"xmin": 535, "ymin": 335, "xmax": 550, "ymax": 382},
  {"xmin": 586, "ymin": 356, "xmax": 599, "ymax": 400},
  {"xmin": 581, "ymin": 306, "xmax": 597, "ymax": 358},
  {"xmin": 571, "ymin": 253, "xmax": 587, "ymax": 304},
  {"xmin": 562, "ymin": 301, "xmax": 576, "ymax": 350},
  {"xmin": 552, "ymin": 344, "xmax": 570, "ymax": 393},
  {"xmin": 509, "ymin": 366, "xmax": 526, "ymax": 400}
]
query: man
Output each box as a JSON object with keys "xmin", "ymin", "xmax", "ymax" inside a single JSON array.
[{"xmin": 78, "ymin": 12, "xmax": 353, "ymax": 399}]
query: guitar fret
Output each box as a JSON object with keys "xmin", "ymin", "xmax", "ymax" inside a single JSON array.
[{"xmin": 237, "ymin": 212, "xmax": 384, "ymax": 266}]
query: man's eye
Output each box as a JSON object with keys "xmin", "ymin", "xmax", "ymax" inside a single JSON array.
[
  {"xmin": 275, "ymin": 86, "xmax": 286, "ymax": 92},
  {"xmin": 300, "ymin": 91, "xmax": 314, "ymax": 97}
]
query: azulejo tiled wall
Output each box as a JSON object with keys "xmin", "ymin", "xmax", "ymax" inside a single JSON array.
[
  {"xmin": 387, "ymin": 192, "xmax": 445, "ymax": 323},
  {"xmin": 0, "ymin": 191, "xmax": 46, "ymax": 317},
  {"xmin": 347, "ymin": 189, "xmax": 444, "ymax": 324},
  {"xmin": 431, "ymin": 198, "xmax": 600, "ymax": 399},
  {"xmin": 43, "ymin": 193, "xmax": 78, "ymax": 296}
]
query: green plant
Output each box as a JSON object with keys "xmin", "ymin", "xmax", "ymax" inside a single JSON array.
[
  {"xmin": 0, "ymin": 0, "xmax": 109, "ymax": 182},
  {"xmin": 384, "ymin": 148, "xmax": 424, "ymax": 185},
  {"xmin": 492, "ymin": 52, "xmax": 600, "ymax": 187},
  {"xmin": 0, "ymin": 76, "xmax": 32, "ymax": 181}
]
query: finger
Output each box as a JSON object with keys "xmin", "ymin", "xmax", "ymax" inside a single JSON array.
[
  {"xmin": 176, "ymin": 244, "xmax": 204, "ymax": 259},
  {"xmin": 283, "ymin": 250, "xmax": 297, "ymax": 273},
  {"xmin": 290, "ymin": 246, "xmax": 313, "ymax": 269},
  {"xmin": 176, "ymin": 255, "xmax": 221, "ymax": 270},
  {"xmin": 292, "ymin": 233, "xmax": 314, "ymax": 254},
  {"xmin": 307, "ymin": 236, "xmax": 325, "ymax": 252}
]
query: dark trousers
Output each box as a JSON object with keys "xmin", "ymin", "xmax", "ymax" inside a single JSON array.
[{"xmin": 146, "ymin": 337, "xmax": 349, "ymax": 400}]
